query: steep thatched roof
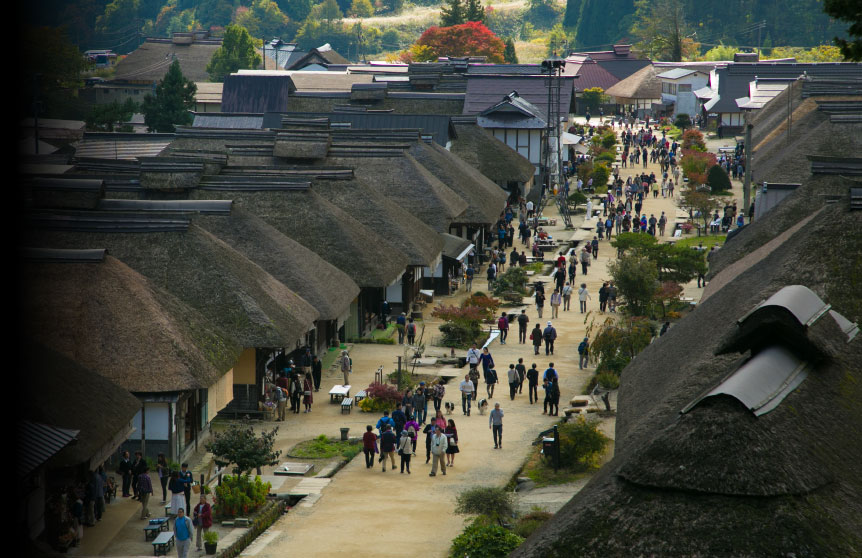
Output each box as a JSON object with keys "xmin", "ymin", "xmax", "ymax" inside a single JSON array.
[
  {"xmin": 18, "ymin": 339, "xmax": 140, "ymax": 469},
  {"xmin": 19, "ymin": 253, "xmax": 238, "ymax": 392},
  {"xmin": 309, "ymin": 175, "xmax": 443, "ymax": 267},
  {"xmin": 193, "ymin": 207, "xmax": 359, "ymax": 320},
  {"xmin": 22, "ymin": 216, "xmax": 319, "ymax": 350},
  {"xmin": 326, "ymin": 150, "xmax": 469, "ymax": 233},
  {"xmin": 605, "ymin": 64, "xmax": 661, "ymax": 101},
  {"xmin": 408, "ymin": 140, "xmax": 508, "ymax": 225},
  {"xmin": 285, "ymin": 93, "xmax": 465, "ymax": 115},
  {"xmin": 512, "ymin": 196, "xmax": 862, "ymax": 556},
  {"xmin": 449, "ymin": 122, "xmax": 535, "ymax": 184},
  {"xmin": 189, "ymin": 187, "xmax": 408, "ymax": 287},
  {"xmin": 114, "ymin": 38, "xmax": 220, "ymax": 82}
]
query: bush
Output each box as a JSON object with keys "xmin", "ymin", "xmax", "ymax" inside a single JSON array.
[
  {"xmin": 289, "ymin": 435, "xmax": 360, "ymax": 460},
  {"xmin": 439, "ymin": 321, "xmax": 483, "ymax": 348},
  {"xmin": 463, "ymin": 294, "xmax": 502, "ymax": 320},
  {"xmin": 681, "ymin": 128, "xmax": 706, "ymax": 151},
  {"xmin": 214, "ymin": 475, "xmax": 271, "ymax": 518},
  {"xmin": 513, "ymin": 510, "xmax": 553, "ymax": 538},
  {"xmin": 600, "ymin": 130, "xmax": 617, "ymax": 149},
  {"xmin": 455, "ymin": 487, "xmax": 515, "ymax": 521},
  {"xmin": 492, "ymin": 267, "xmax": 528, "ymax": 296},
  {"xmin": 594, "ymin": 151, "xmax": 616, "ymax": 164},
  {"xmin": 567, "ymin": 191, "xmax": 588, "ymax": 207},
  {"xmin": 707, "ymin": 164, "xmax": 732, "ymax": 192},
  {"xmin": 674, "ymin": 113, "xmax": 692, "ymax": 130},
  {"xmin": 449, "ymin": 518, "xmax": 524, "ymax": 558},
  {"xmin": 590, "ymin": 162, "xmax": 611, "ymax": 189},
  {"xmin": 558, "ymin": 417, "xmax": 609, "ymax": 472},
  {"xmin": 364, "ymin": 382, "xmax": 402, "ymax": 407},
  {"xmin": 596, "ymin": 371, "xmax": 620, "ymax": 390},
  {"xmin": 358, "ymin": 396, "xmax": 394, "ymax": 413}
]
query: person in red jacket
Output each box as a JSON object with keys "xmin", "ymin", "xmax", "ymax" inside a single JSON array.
[{"xmin": 193, "ymin": 495, "xmax": 213, "ymax": 551}]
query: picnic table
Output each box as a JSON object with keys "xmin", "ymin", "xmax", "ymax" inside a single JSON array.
[
  {"xmin": 354, "ymin": 390, "xmax": 367, "ymax": 403},
  {"xmin": 329, "ymin": 385, "xmax": 351, "ymax": 403},
  {"xmin": 152, "ymin": 532, "xmax": 174, "ymax": 556}
]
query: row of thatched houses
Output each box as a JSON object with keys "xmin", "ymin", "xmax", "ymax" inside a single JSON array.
[
  {"xmin": 512, "ymin": 75, "xmax": 862, "ymax": 556},
  {"xmin": 17, "ymin": 112, "xmax": 534, "ymax": 538}
]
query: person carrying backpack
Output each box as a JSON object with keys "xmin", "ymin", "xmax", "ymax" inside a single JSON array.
[
  {"xmin": 578, "ymin": 337, "xmax": 590, "ymax": 369},
  {"xmin": 543, "ymin": 321, "xmax": 557, "ymax": 355},
  {"xmin": 274, "ymin": 381, "xmax": 287, "ymax": 421},
  {"xmin": 406, "ymin": 318, "xmax": 417, "ymax": 345}
]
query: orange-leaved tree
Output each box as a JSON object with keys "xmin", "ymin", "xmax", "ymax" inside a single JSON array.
[{"xmin": 405, "ymin": 21, "xmax": 505, "ymax": 62}]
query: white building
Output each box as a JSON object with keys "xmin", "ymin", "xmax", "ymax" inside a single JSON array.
[{"xmin": 656, "ymin": 68, "xmax": 710, "ymax": 119}]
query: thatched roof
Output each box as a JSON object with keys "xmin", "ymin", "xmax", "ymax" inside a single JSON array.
[
  {"xmin": 193, "ymin": 207, "xmax": 359, "ymax": 320},
  {"xmin": 512, "ymin": 194, "xmax": 862, "ymax": 556},
  {"xmin": 326, "ymin": 150, "xmax": 469, "ymax": 233},
  {"xmin": 22, "ymin": 217, "xmax": 319, "ymax": 350},
  {"xmin": 19, "ymin": 253, "xmax": 238, "ymax": 392},
  {"xmin": 285, "ymin": 92, "xmax": 465, "ymax": 115},
  {"xmin": 114, "ymin": 38, "xmax": 221, "ymax": 82},
  {"xmin": 309, "ymin": 175, "xmax": 443, "ymax": 267},
  {"xmin": 449, "ymin": 122, "xmax": 535, "ymax": 184},
  {"xmin": 18, "ymin": 339, "xmax": 140, "ymax": 469},
  {"xmin": 408, "ymin": 140, "xmax": 508, "ymax": 225},
  {"xmin": 189, "ymin": 187, "xmax": 408, "ymax": 287},
  {"xmin": 605, "ymin": 64, "xmax": 661, "ymax": 101}
]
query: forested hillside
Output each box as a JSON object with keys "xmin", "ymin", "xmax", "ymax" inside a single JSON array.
[{"xmin": 565, "ymin": 0, "xmax": 846, "ymax": 50}]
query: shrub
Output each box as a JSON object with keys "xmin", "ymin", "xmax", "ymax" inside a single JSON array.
[
  {"xmin": 364, "ymin": 382, "xmax": 402, "ymax": 407},
  {"xmin": 439, "ymin": 321, "xmax": 482, "ymax": 348},
  {"xmin": 600, "ymin": 130, "xmax": 617, "ymax": 149},
  {"xmin": 707, "ymin": 164, "xmax": 732, "ymax": 192},
  {"xmin": 214, "ymin": 475, "xmax": 271, "ymax": 518},
  {"xmin": 590, "ymin": 162, "xmax": 611, "ymax": 189},
  {"xmin": 567, "ymin": 191, "xmax": 588, "ymax": 207},
  {"xmin": 492, "ymin": 267, "xmax": 528, "ymax": 296},
  {"xmin": 513, "ymin": 510, "xmax": 553, "ymax": 538},
  {"xmin": 455, "ymin": 487, "xmax": 515, "ymax": 521},
  {"xmin": 289, "ymin": 435, "xmax": 360, "ymax": 460},
  {"xmin": 596, "ymin": 371, "xmax": 620, "ymax": 390},
  {"xmin": 680, "ymin": 149, "xmax": 717, "ymax": 185},
  {"xmin": 449, "ymin": 518, "xmax": 524, "ymax": 558},
  {"xmin": 463, "ymin": 294, "xmax": 502, "ymax": 320},
  {"xmin": 674, "ymin": 113, "xmax": 692, "ymax": 131},
  {"xmin": 558, "ymin": 416, "xmax": 610, "ymax": 472},
  {"xmin": 594, "ymin": 151, "xmax": 616, "ymax": 164},
  {"xmin": 203, "ymin": 530, "xmax": 218, "ymax": 544},
  {"xmin": 682, "ymin": 128, "xmax": 706, "ymax": 151},
  {"xmin": 358, "ymin": 396, "xmax": 396, "ymax": 413}
]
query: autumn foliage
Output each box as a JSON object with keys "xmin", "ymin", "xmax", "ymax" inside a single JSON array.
[{"xmin": 402, "ymin": 21, "xmax": 505, "ymax": 63}]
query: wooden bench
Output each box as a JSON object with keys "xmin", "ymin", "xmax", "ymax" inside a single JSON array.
[
  {"xmin": 354, "ymin": 390, "xmax": 367, "ymax": 404},
  {"xmin": 152, "ymin": 532, "xmax": 174, "ymax": 556},
  {"xmin": 329, "ymin": 385, "xmax": 351, "ymax": 403},
  {"xmin": 341, "ymin": 397, "xmax": 354, "ymax": 414},
  {"xmin": 144, "ymin": 518, "xmax": 170, "ymax": 540}
]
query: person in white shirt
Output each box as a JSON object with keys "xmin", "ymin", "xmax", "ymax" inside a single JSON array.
[
  {"xmin": 526, "ymin": 200, "xmax": 535, "ymax": 219},
  {"xmin": 429, "ymin": 428, "xmax": 449, "ymax": 476},
  {"xmin": 459, "ymin": 375, "xmax": 475, "ymax": 416}
]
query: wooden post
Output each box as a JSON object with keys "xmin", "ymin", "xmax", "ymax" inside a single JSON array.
[{"xmin": 744, "ymin": 120, "xmax": 753, "ymax": 216}]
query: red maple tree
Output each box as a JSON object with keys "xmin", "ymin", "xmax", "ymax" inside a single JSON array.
[{"xmin": 412, "ymin": 21, "xmax": 505, "ymax": 63}]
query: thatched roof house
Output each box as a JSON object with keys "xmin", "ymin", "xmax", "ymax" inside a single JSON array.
[
  {"xmin": 19, "ymin": 250, "xmax": 239, "ymax": 393},
  {"xmin": 193, "ymin": 207, "xmax": 359, "ymax": 321},
  {"xmin": 19, "ymin": 339, "xmax": 140, "ymax": 471},
  {"xmin": 511, "ymin": 90, "xmax": 862, "ymax": 556},
  {"xmin": 285, "ymin": 91, "xmax": 465, "ymax": 115},
  {"xmin": 449, "ymin": 121, "xmax": 536, "ymax": 186},
  {"xmin": 189, "ymin": 186, "xmax": 408, "ymax": 288},
  {"xmin": 22, "ymin": 214, "xmax": 319, "ymax": 350},
  {"xmin": 113, "ymin": 35, "xmax": 221, "ymax": 82},
  {"xmin": 407, "ymin": 140, "xmax": 508, "ymax": 226},
  {"xmin": 605, "ymin": 64, "xmax": 662, "ymax": 106}
]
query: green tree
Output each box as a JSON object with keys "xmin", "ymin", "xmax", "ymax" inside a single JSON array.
[
  {"xmin": 547, "ymin": 22, "xmax": 569, "ymax": 55},
  {"xmin": 205, "ymin": 424, "xmax": 282, "ymax": 475},
  {"xmin": 310, "ymin": 0, "xmax": 344, "ymax": 23},
  {"xmin": 22, "ymin": 27, "xmax": 89, "ymax": 118},
  {"xmin": 558, "ymin": 416, "xmax": 610, "ymax": 471},
  {"xmin": 503, "ymin": 37, "xmax": 518, "ymax": 63},
  {"xmin": 141, "ymin": 60, "xmax": 196, "ymax": 132},
  {"xmin": 630, "ymin": 0, "xmax": 690, "ymax": 61},
  {"xmin": 465, "ymin": 0, "xmax": 485, "ymax": 23},
  {"xmin": 350, "ymin": 0, "xmax": 373, "ymax": 17},
  {"xmin": 455, "ymin": 487, "xmax": 514, "ymax": 524},
  {"xmin": 707, "ymin": 164, "xmax": 732, "ymax": 193},
  {"xmin": 96, "ymin": 0, "xmax": 140, "ymax": 36},
  {"xmin": 440, "ymin": 0, "xmax": 465, "ymax": 26},
  {"xmin": 207, "ymin": 24, "xmax": 262, "ymax": 82},
  {"xmin": 581, "ymin": 87, "xmax": 607, "ymax": 112},
  {"xmin": 824, "ymin": 0, "xmax": 862, "ymax": 60},
  {"xmin": 701, "ymin": 43, "xmax": 737, "ymax": 61},
  {"xmin": 278, "ymin": 0, "xmax": 313, "ymax": 21},
  {"xmin": 449, "ymin": 519, "xmax": 524, "ymax": 558},
  {"xmin": 607, "ymin": 254, "xmax": 659, "ymax": 316},
  {"xmin": 674, "ymin": 113, "xmax": 692, "ymax": 130},
  {"xmin": 680, "ymin": 187, "xmax": 722, "ymax": 229},
  {"xmin": 85, "ymin": 98, "xmax": 138, "ymax": 131}
]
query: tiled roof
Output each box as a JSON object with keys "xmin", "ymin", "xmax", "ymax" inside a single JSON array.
[{"xmin": 463, "ymin": 75, "xmax": 575, "ymax": 118}]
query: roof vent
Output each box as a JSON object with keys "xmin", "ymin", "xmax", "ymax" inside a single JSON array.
[
  {"xmin": 851, "ymin": 187, "xmax": 862, "ymax": 211},
  {"xmin": 681, "ymin": 345, "xmax": 808, "ymax": 417}
]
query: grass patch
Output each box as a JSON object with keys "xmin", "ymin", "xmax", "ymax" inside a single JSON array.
[
  {"xmin": 675, "ymin": 235, "xmax": 726, "ymax": 250},
  {"xmin": 371, "ymin": 324, "xmax": 397, "ymax": 340},
  {"xmin": 289, "ymin": 435, "xmax": 361, "ymax": 460},
  {"xmin": 519, "ymin": 445, "xmax": 591, "ymax": 488},
  {"xmin": 522, "ymin": 262, "xmax": 547, "ymax": 273}
]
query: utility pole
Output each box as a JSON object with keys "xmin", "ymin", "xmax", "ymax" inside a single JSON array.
[{"xmin": 743, "ymin": 114, "xmax": 752, "ymax": 216}]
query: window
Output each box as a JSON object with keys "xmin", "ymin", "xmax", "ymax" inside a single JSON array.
[{"xmin": 678, "ymin": 84, "xmax": 692, "ymax": 92}]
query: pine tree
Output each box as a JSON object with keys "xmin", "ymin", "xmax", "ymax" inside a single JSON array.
[
  {"xmin": 141, "ymin": 60, "xmax": 196, "ymax": 133},
  {"xmin": 206, "ymin": 24, "xmax": 262, "ymax": 82},
  {"xmin": 465, "ymin": 0, "xmax": 485, "ymax": 23},
  {"xmin": 440, "ymin": 0, "xmax": 465, "ymax": 26},
  {"xmin": 504, "ymin": 37, "xmax": 518, "ymax": 63}
]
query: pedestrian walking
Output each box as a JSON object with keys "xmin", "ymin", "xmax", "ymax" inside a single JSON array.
[
  {"xmin": 178, "ymin": 463, "xmax": 192, "ymax": 513},
  {"xmin": 578, "ymin": 283, "xmax": 591, "ymax": 313},
  {"xmin": 274, "ymin": 380, "xmax": 287, "ymax": 421},
  {"xmin": 376, "ymin": 410, "xmax": 395, "ymax": 436},
  {"xmin": 380, "ymin": 425, "xmax": 397, "ymax": 472},
  {"xmin": 156, "ymin": 454, "xmax": 169, "ymax": 504},
  {"xmin": 445, "ymin": 419, "xmax": 460, "ymax": 467},
  {"xmin": 535, "ymin": 290, "xmax": 546, "ymax": 318},
  {"xmin": 429, "ymin": 428, "xmax": 448, "ymax": 476},
  {"xmin": 543, "ymin": 321, "xmax": 557, "ymax": 355},
  {"xmin": 131, "ymin": 451, "xmax": 145, "ymax": 500},
  {"xmin": 174, "ymin": 508, "xmax": 194, "ymax": 558},
  {"xmin": 465, "ymin": 264, "xmax": 474, "ymax": 291},
  {"xmin": 118, "ymin": 451, "xmax": 132, "ymax": 498},
  {"xmin": 516, "ymin": 358, "xmax": 526, "ymax": 394},
  {"xmin": 527, "ymin": 363, "xmax": 539, "ymax": 404},
  {"xmin": 398, "ymin": 429, "xmax": 413, "ymax": 474},
  {"xmin": 466, "ymin": 343, "xmax": 481, "ymax": 375},
  {"xmin": 138, "ymin": 466, "xmax": 153, "ymax": 520},
  {"xmin": 489, "ymin": 403, "xmax": 504, "ymax": 449},
  {"xmin": 302, "ymin": 372, "xmax": 314, "ymax": 413},
  {"xmin": 362, "ymin": 425, "xmax": 378, "ymax": 469},
  {"xmin": 517, "ymin": 309, "xmax": 529, "ymax": 343},
  {"xmin": 412, "ymin": 386, "xmax": 427, "ymax": 424},
  {"xmin": 550, "ymin": 289, "xmax": 562, "ymax": 318},
  {"xmin": 193, "ymin": 496, "xmax": 212, "ymax": 551},
  {"xmin": 497, "ymin": 312, "xmax": 509, "ymax": 344},
  {"xmin": 580, "ymin": 247, "xmax": 591, "ymax": 275},
  {"xmin": 396, "ymin": 312, "xmax": 407, "ymax": 343},
  {"xmin": 599, "ymin": 282, "xmax": 609, "ymax": 313},
  {"xmin": 578, "ymin": 337, "xmax": 590, "ymax": 369},
  {"xmin": 549, "ymin": 379, "xmax": 561, "ymax": 416},
  {"xmin": 479, "ymin": 347, "xmax": 496, "ymax": 397},
  {"xmin": 406, "ymin": 318, "xmax": 417, "ymax": 345},
  {"xmin": 169, "ymin": 471, "xmax": 185, "ymax": 516},
  {"xmin": 507, "ymin": 364, "xmax": 519, "ymax": 400},
  {"xmin": 312, "ymin": 354, "xmax": 322, "ymax": 392},
  {"xmin": 562, "ymin": 282, "xmax": 573, "ymax": 311},
  {"xmin": 459, "ymin": 375, "xmax": 475, "ymax": 416},
  {"xmin": 530, "ymin": 324, "xmax": 543, "ymax": 355}
]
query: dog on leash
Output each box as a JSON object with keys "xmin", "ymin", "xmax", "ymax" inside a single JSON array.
[
  {"xmin": 477, "ymin": 398, "xmax": 489, "ymax": 415},
  {"xmin": 444, "ymin": 401, "xmax": 455, "ymax": 415}
]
